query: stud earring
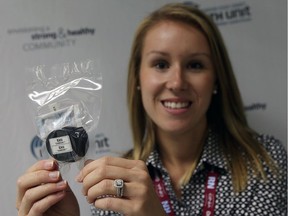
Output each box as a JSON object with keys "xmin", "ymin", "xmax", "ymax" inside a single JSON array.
[
  {"xmin": 136, "ymin": 86, "xmax": 141, "ymax": 90},
  {"xmin": 213, "ymin": 89, "xmax": 218, "ymax": 95}
]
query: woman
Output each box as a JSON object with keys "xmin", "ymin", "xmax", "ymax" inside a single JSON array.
[{"xmin": 16, "ymin": 3, "xmax": 287, "ymax": 216}]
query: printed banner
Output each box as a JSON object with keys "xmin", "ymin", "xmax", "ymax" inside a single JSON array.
[{"xmin": 0, "ymin": 0, "xmax": 286, "ymax": 215}]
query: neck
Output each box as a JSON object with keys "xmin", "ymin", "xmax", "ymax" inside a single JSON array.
[
  {"xmin": 157, "ymin": 125, "xmax": 207, "ymax": 167},
  {"xmin": 156, "ymin": 124, "xmax": 208, "ymax": 196}
]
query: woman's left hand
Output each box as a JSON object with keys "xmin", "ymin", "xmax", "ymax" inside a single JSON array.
[{"xmin": 76, "ymin": 156, "xmax": 166, "ymax": 216}]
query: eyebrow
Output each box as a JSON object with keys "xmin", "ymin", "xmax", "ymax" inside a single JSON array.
[
  {"xmin": 145, "ymin": 51, "xmax": 168, "ymax": 57},
  {"xmin": 145, "ymin": 50, "xmax": 211, "ymax": 58}
]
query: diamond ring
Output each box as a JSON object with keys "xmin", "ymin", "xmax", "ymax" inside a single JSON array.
[{"xmin": 113, "ymin": 179, "xmax": 124, "ymax": 197}]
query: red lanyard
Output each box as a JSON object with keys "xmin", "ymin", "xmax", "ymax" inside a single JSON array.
[
  {"xmin": 153, "ymin": 170, "xmax": 219, "ymax": 216},
  {"xmin": 153, "ymin": 170, "xmax": 176, "ymax": 216},
  {"xmin": 202, "ymin": 171, "xmax": 219, "ymax": 216}
]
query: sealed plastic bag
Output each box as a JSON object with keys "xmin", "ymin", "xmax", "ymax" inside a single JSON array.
[{"xmin": 26, "ymin": 59, "xmax": 102, "ymax": 170}]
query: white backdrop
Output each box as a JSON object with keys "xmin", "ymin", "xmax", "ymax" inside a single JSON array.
[{"xmin": 0, "ymin": 0, "xmax": 286, "ymax": 215}]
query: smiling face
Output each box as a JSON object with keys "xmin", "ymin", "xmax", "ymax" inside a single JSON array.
[{"xmin": 139, "ymin": 20, "xmax": 216, "ymax": 137}]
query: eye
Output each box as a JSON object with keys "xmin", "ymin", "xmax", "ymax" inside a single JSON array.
[
  {"xmin": 154, "ymin": 60, "xmax": 169, "ymax": 70},
  {"xmin": 187, "ymin": 61, "xmax": 204, "ymax": 70}
]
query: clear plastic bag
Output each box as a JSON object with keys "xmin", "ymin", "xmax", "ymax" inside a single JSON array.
[{"xmin": 26, "ymin": 59, "xmax": 102, "ymax": 171}]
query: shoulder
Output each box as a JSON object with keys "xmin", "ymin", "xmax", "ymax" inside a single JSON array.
[
  {"xmin": 256, "ymin": 134, "xmax": 287, "ymax": 159},
  {"xmin": 256, "ymin": 134, "xmax": 287, "ymax": 171},
  {"xmin": 251, "ymin": 135, "xmax": 287, "ymax": 214}
]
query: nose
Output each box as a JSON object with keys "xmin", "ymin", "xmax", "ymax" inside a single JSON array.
[{"xmin": 166, "ymin": 66, "xmax": 188, "ymax": 91}]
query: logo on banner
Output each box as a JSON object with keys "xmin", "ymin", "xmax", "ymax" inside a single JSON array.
[
  {"xmin": 7, "ymin": 26, "xmax": 96, "ymax": 51},
  {"xmin": 95, "ymin": 133, "xmax": 111, "ymax": 154},
  {"xmin": 30, "ymin": 135, "xmax": 44, "ymax": 160},
  {"xmin": 183, "ymin": 1, "xmax": 252, "ymax": 25},
  {"xmin": 244, "ymin": 103, "xmax": 267, "ymax": 111},
  {"xmin": 183, "ymin": 1, "xmax": 199, "ymax": 8}
]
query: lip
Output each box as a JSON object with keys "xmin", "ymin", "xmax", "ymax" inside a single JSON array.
[{"xmin": 161, "ymin": 98, "xmax": 192, "ymax": 114}]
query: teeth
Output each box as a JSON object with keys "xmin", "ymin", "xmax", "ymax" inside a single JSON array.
[{"xmin": 163, "ymin": 101, "xmax": 189, "ymax": 109}]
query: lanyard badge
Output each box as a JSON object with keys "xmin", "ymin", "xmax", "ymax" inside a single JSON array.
[
  {"xmin": 153, "ymin": 169, "xmax": 219, "ymax": 216},
  {"xmin": 202, "ymin": 171, "xmax": 219, "ymax": 216},
  {"xmin": 153, "ymin": 171, "xmax": 176, "ymax": 216}
]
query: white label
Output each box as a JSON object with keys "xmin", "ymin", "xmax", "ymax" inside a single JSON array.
[{"xmin": 49, "ymin": 135, "xmax": 73, "ymax": 155}]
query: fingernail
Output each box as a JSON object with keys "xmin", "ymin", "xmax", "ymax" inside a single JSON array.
[
  {"xmin": 44, "ymin": 161, "xmax": 54, "ymax": 169},
  {"xmin": 49, "ymin": 171, "xmax": 60, "ymax": 179},
  {"xmin": 82, "ymin": 188, "xmax": 87, "ymax": 196},
  {"xmin": 75, "ymin": 172, "xmax": 83, "ymax": 182},
  {"xmin": 57, "ymin": 180, "xmax": 67, "ymax": 188},
  {"xmin": 56, "ymin": 190, "xmax": 65, "ymax": 197}
]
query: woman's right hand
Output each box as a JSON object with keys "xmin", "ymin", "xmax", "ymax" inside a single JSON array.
[{"xmin": 16, "ymin": 160, "xmax": 80, "ymax": 216}]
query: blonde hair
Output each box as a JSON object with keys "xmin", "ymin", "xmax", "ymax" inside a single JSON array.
[{"xmin": 126, "ymin": 3, "xmax": 276, "ymax": 192}]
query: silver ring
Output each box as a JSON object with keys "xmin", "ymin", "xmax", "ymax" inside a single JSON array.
[{"xmin": 113, "ymin": 179, "xmax": 124, "ymax": 197}]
